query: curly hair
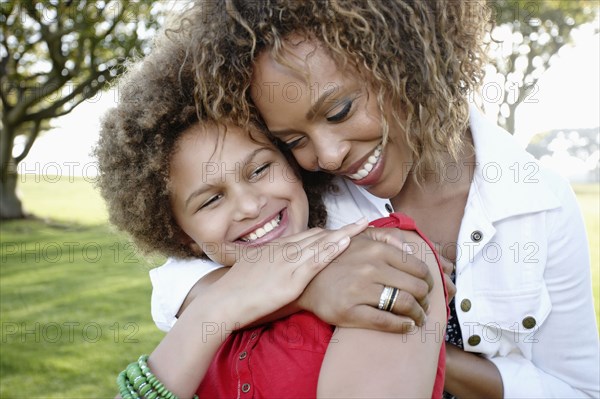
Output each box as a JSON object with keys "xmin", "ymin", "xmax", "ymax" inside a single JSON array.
[
  {"xmin": 188, "ymin": 0, "xmax": 491, "ymax": 181},
  {"xmin": 94, "ymin": 31, "xmax": 332, "ymax": 259}
]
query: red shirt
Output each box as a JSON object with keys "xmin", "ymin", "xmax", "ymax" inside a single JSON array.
[{"xmin": 197, "ymin": 213, "xmax": 448, "ymax": 398}]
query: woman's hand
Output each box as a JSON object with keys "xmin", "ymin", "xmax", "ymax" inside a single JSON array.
[
  {"xmin": 205, "ymin": 218, "xmax": 370, "ymax": 328},
  {"xmin": 297, "ymin": 227, "xmax": 437, "ymax": 333}
]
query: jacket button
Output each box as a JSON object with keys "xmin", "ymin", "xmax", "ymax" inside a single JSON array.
[
  {"xmin": 239, "ymin": 351, "xmax": 247, "ymax": 360},
  {"xmin": 241, "ymin": 383, "xmax": 251, "ymax": 393},
  {"xmin": 471, "ymin": 230, "xmax": 483, "ymax": 242},
  {"xmin": 460, "ymin": 299, "xmax": 472, "ymax": 312},
  {"xmin": 385, "ymin": 203, "xmax": 393, "ymax": 213},
  {"xmin": 468, "ymin": 335, "xmax": 481, "ymax": 346},
  {"xmin": 522, "ymin": 316, "xmax": 537, "ymax": 329}
]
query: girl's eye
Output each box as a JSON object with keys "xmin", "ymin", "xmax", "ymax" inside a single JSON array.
[
  {"xmin": 282, "ymin": 137, "xmax": 304, "ymax": 150},
  {"xmin": 198, "ymin": 193, "xmax": 223, "ymax": 211},
  {"xmin": 250, "ymin": 162, "xmax": 272, "ymax": 180},
  {"xmin": 326, "ymin": 100, "xmax": 353, "ymax": 122}
]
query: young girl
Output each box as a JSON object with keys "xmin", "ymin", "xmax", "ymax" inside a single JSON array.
[
  {"xmin": 96, "ymin": 33, "xmax": 448, "ymax": 398},
  {"xmin": 158, "ymin": 0, "xmax": 599, "ymax": 397}
]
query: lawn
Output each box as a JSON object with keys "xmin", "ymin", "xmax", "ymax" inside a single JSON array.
[
  {"xmin": 1, "ymin": 176, "xmax": 598, "ymax": 397},
  {"xmin": 1, "ymin": 176, "xmax": 164, "ymax": 398},
  {"xmin": 572, "ymin": 184, "xmax": 600, "ymax": 324}
]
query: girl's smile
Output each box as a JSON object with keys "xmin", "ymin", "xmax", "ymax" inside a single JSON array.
[{"xmin": 168, "ymin": 124, "xmax": 309, "ymax": 266}]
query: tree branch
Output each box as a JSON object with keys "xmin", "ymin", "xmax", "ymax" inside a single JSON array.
[
  {"xmin": 5, "ymin": 73, "xmax": 69, "ymax": 125},
  {"xmin": 22, "ymin": 70, "xmax": 109, "ymax": 123},
  {"xmin": 14, "ymin": 119, "xmax": 41, "ymax": 163}
]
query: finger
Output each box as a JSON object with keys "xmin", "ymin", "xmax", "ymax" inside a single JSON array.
[
  {"xmin": 444, "ymin": 274, "xmax": 457, "ymax": 301},
  {"xmin": 438, "ymin": 255, "xmax": 454, "ymax": 275},
  {"xmin": 290, "ymin": 235, "xmax": 352, "ymax": 285},
  {"xmin": 358, "ymin": 279, "xmax": 426, "ymax": 326},
  {"xmin": 364, "ymin": 266, "xmax": 431, "ymax": 313},
  {"xmin": 291, "ymin": 218, "xmax": 369, "ymax": 262},
  {"xmin": 283, "ymin": 217, "xmax": 368, "ymax": 251},
  {"xmin": 388, "ymin": 288, "xmax": 427, "ymax": 326},
  {"xmin": 279, "ymin": 226, "xmax": 325, "ymax": 243},
  {"xmin": 343, "ymin": 305, "xmax": 418, "ymax": 333},
  {"xmin": 335, "ymin": 216, "xmax": 370, "ymax": 238},
  {"xmin": 387, "ymin": 251, "xmax": 434, "ymax": 294},
  {"xmin": 304, "ymin": 217, "xmax": 369, "ymax": 246},
  {"xmin": 362, "ymin": 227, "xmax": 412, "ymax": 253}
]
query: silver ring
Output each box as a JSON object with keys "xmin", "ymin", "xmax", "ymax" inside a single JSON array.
[
  {"xmin": 378, "ymin": 286, "xmax": 397, "ymax": 311},
  {"xmin": 387, "ymin": 287, "xmax": 399, "ymax": 312}
]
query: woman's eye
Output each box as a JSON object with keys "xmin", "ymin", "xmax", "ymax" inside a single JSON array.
[
  {"xmin": 283, "ymin": 137, "xmax": 304, "ymax": 150},
  {"xmin": 326, "ymin": 100, "xmax": 352, "ymax": 122},
  {"xmin": 250, "ymin": 162, "xmax": 272, "ymax": 180},
  {"xmin": 198, "ymin": 193, "xmax": 223, "ymax": 210}
]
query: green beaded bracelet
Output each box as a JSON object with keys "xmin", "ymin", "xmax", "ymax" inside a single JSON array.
[{"xmin": 117, "ymin": 355, "xmax": 199, "ymax": 399}]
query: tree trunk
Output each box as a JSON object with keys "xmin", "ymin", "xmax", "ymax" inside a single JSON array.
[
  {"xmin": 505, "ymin": 103, "xmax": 517, "ymax": 135},
  {"xmin": 0, "ymin": 168, "xmax": 25, "ymax": 220},
  {"xmin": 0, "ymin": 124, "xmax": 25, "ymax": 220}
]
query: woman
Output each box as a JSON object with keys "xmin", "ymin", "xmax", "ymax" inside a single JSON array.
[{"xmin": 156, "ymin": 0, "xmax": 599, "ymax": 397}]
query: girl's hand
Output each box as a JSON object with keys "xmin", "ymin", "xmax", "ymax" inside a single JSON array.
[
  {"xmin": 204, "ymin": 218, "xmax": 369, "ymax": 328},
  {"xmin": 297, "ymin": 227, "xmax": 436, "ymax": 333}
]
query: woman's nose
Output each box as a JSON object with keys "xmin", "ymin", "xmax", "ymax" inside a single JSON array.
[{"xmin": 313, "ymin": 135, "xmax": 351, "ymax": 172}]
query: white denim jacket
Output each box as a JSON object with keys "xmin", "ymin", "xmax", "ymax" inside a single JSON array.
[{"xmin": 150, "ymin": 107, "xmax": 599, "ymax": 397}]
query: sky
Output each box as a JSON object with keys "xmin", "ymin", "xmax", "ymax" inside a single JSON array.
[
  {"xmin": 20, "ymin": 29, "xmax": 600, "ymax": 180},
  {"xmin": 512, "ymin": 29, "xmax": 600, "ymax": 144}
]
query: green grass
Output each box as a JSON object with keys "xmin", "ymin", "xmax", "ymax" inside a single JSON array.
[
  {"xmin": 17, "ymin": 174, "xmax": 109, "ymax": 225},
  {"xmin": 573, "ymin": 184, "xmax": 600, "ymax": 325},
  {"xmin": 1, "ymin": 177, "xmax": 164, "ymax": 398},
  {"xmin": 1, "ymin": 177, "xmax": 598, "ymax": 397}
]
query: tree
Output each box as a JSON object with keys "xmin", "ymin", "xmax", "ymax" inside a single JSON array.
[
  {"xmin": 0, "ymin": 0, "xmax": 163, "ymax": 219},
  {"xmin": 484, "ymin": 0, "xmax": 598, "ymax": 134}
]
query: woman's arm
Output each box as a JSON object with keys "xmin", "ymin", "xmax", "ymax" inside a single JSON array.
[
  {"xmin": 176, "ymin": 230, "xmax": 438, "ymax": 332},
  {"xmin": 317, "ymin": 230, "xmax": 447, "ymax": 397},
  {"xmin": 444, "ymin": 181, "xmax": 599, "ymax": 398},
  {"xmin": 444, "ymin": 343, "xmax": 503, "ymax": 397},
  {"xmin": 486, "ymin": 184, "xmax": 599, "ymax": 397}
]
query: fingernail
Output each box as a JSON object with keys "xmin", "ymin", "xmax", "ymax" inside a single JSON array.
[
  {"xmin": 402, "ymin": 243, "xmax": 414, "ymax": 254},
  {"xmin": 338, "ymin": 236, "xmax": 350, "ymax": 247}
]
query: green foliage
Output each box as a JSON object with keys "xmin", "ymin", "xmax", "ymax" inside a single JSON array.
[
  {"xmin": 0, "ymin": 0, "xmax": 163, "ymax": 218},
  {"xmin": 484, "ymin": 0, "xmax": 598, "ymax": 132}
]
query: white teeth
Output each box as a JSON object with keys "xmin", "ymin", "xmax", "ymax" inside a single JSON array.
[
  {"xmin": 357, "ymin": 169, "xmax": 368, "ymax": 178},
  {"xmin": 349, "ymin": 144, "xmax": 383, "ymax": 180},
  {"xmin": 255, "ymin": 227, "xmax": 266, "ymax": 237},
  {"xmin": 240, "ymin": 213, "xmax": 282, "ymax": 242}
]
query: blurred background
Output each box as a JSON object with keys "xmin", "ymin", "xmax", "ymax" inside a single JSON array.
[{"xmin": 1, "ymin": 0, "xmax": 598, "ymax": 397}]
